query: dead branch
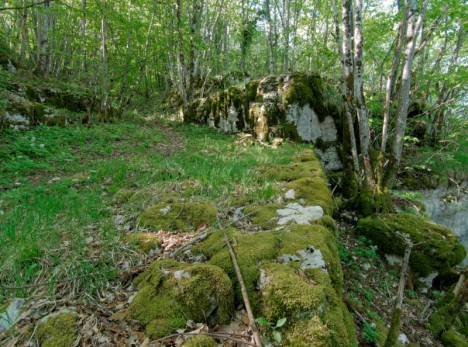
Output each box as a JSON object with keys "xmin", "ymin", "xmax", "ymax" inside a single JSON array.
[{"xmin": 218, "ymin": 216, "xmax": 262, "ymax": 347}]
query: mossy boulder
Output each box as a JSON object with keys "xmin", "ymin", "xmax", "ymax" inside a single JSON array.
[
  {"xmin": 129, "ymin": 260, "xmax": 233, "ymax": 338},
  {"xmin": 123, "ymin": 232, "xmax": 161, "ymax": 253},
  {"xmin": 36, "ymin": 312, "xmax": 78, "ymax": 347},
  {"xmin": 357, "ymin": 214, "xmax": 466, "ymax": 277},
  {"xmin": 182, "ymin": 335, "xmax": 217, "ymax": 347},
  {"xmin": 139, "ymin": 202, "xmax": 217, "ymax": 231}
]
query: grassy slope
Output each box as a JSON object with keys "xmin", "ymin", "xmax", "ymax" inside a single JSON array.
[{"xmin": 0, "ymin": 105, "xmax": 307, "ymax": 298}]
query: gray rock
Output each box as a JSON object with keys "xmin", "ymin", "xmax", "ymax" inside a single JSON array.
[
  {"xmin": 0, "ymin": 298, "xmax": 26, "ymax": 333},
  {"xmin": 276, "ymin": 203, "xmax": 324, "ymax": 225}
]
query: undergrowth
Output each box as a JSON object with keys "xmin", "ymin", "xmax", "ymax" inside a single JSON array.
[{"xmin": 0, "ymin": 105, "xmax": 306, "ymax": 300}]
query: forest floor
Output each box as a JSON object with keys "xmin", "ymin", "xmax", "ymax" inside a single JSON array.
[{"xmin": 0, "ymin": 100, "xmax": 447, "ymax": 346}]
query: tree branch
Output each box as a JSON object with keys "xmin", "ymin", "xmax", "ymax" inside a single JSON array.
[{"xmin": 0, "ymin": 0, "xmax": 53, "ymax": 11}]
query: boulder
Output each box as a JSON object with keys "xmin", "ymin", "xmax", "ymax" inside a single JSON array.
[
  {"xmin": 129, "ymin": 260, "xmax": 233, "ymax": 338},
  {"xmin": 36, "ymin": 311, "xmax": 78, "ymax": 347},
  {"xmin": 357, "ymin": 213, "xmax": 466, "ymax": 278}
]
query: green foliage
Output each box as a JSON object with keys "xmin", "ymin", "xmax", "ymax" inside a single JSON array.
[
  {"xmin": 255, "ymin": 317, "xmax": 287, "ymax": 345},
  {"xmin": 363, "ymin": 322, "xmax": 381, "ymax": 344}
]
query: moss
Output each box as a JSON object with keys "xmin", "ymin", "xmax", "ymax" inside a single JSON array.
[
  {"xmin": 36, "ymin": 312, "xmax": 78, "ymax": 347},
  {"xmin": 129, "ymin": 260, "xmax": 233, "ymax": 338},
  {"xmin": 115, "ymin": 188, "xmax": 135, "ymax": 202},
  {"xmin": 193, "ymin": 224, "xmax": 344, "ymax": 310},
  {"xmin": 261, "ymin": 265, "xmax": 355, "ymax": 346},
  {"xmin": 314, "ymin": 215, "xmax": 338, "ymax": 235},
  {"xmin": 139, "ymin": 202, "xmax": 217, "ymax": 231},
  {"xmin": 441, "ymin": 329, "xmax": 468, "ymax": 347},
  {"xmin": 244, "ymin": 204, "xmax": 283, "ymax": 229},
  {"xmin": 285, "ymin": 177, "xmax": 333, "ymax": 216},
  {"xmin": 287, "ymin": 316, "xmax": 331, "ymax": 347},
  {"xmin": 182, "ymin": 335, "xmax": 217, "ymax": 347},
  {"xmin": 146, "ymin": 317, "xmax": 187, "ymax": 338},
  {"xmin": 259, "ymin": 161, "xmax": 326, "ymax": 182},
  {"xmin": 124, "ymin": 232, "xmax": 161, "ymax": 253},
  {"xmin": 357, "ymin": 214, "xmax": 466, "ymax": 277}
]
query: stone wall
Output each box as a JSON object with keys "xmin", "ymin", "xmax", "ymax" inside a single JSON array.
[{"xmin": 185, "ymin": 73, "xmax": 344, "ymax": 172}]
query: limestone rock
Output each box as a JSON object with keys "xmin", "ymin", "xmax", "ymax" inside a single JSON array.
[{"xmin": 276, "ymin": 203, "xmax": 324, "ymax": 225}]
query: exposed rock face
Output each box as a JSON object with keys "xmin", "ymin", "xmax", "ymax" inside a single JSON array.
[
  {"xmin": 185, "ymin": 73, "xmax": 343, "ymax": 171},
  {"xmin": 1, "ymin": 82, "xmax": 92, "ymax": 130}
]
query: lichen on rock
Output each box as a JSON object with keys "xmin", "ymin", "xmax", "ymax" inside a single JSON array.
[
  {"xmin": 138, "ymin": 202, "xmax": 217, "ymax": 231},
  {"xmin": 129, "ymin": 260, "xmax": 233, "ymax": 339}
]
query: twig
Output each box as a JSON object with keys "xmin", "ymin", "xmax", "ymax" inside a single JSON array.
[
  {"xmin": 169, "ymin": 230, "xmax": 216, "ymax": 257},
  {"xmin": 218, "ymin": 216, "xmax": 262, "ymax": 347}
]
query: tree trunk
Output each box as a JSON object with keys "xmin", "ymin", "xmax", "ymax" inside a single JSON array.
[
  {"xmin": 354, "ymin": 0, "xmax": 375, "ymax": 189},
  {"xmin": 99, "ymin": 0, "xmax": 109, "ymax": 120},
  {"xmin": 265, "ymin": 0, "xmax": 275, "ymax": 74},
  {"xmin": 341, "ymin": 0, "xmax": 360, "ymax": 175},
  {"xmin": 385, "ymin": 0, "xmax": 428, "ymax": 188}
]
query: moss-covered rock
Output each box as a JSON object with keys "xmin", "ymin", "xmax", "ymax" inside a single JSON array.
[
  {"xmin": 129, "ymin": 260, "xmax": 233, "ymax": 338},
  {"xmin": 114, "ymin": 188, "xmax": 135, "ymax": 202},
  {"xmin": 139, "ymin": 202, "xmax": 217, "ymax": 231},
  {"xmin": 123, "ymin": 232, "xmax": 161, "ymax": 253},
  {"xmin": 357, "ymin": 214, "xmax": 466, "ymax": 277},
  {"xmin": 285, "ymin": 177, "xmax": 333, "ymax": 216},
  {"xmin": 36, "ymin": 312, "xmax": 78, "ymax": 347},
  {"xmin": 260, "ymin": 265, "xmax": 355, "ymax": 346},
  {"xmin": 193, "ymin": 224, "xmax": 343, "ymax": 310},
  {"xmin": 259, "ymin": 160, "xmax": 326, "ymax": 182},
  {"xmin": 182, "ymin": 335, "xmax": 217, "ymax": 347}
]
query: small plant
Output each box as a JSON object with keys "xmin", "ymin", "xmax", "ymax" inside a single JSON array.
[
  {"xmin": 406, "ymin": 289, "xmax": 417, "ymax": 298},
  {"xmin": 363, "ymin": 322, "xmax": 381, "ymax": 344},
  {"xmin": 255, "ymin": 317, "xmax": 287, "ymax": 345}
]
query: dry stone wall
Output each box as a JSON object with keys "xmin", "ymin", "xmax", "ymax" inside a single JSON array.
[{"xmin": 130, "ymin": 150, "xmax": 357, "ymax": 346}]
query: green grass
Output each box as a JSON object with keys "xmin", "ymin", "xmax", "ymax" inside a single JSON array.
[{"xmin": 0, "ymin": 109, "xmax": 307, "ymax": 299}]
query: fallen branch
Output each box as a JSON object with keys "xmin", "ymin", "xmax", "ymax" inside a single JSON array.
[{"xmin": 218, "ymin": 216, "xmax": 262, "ymax": 347}]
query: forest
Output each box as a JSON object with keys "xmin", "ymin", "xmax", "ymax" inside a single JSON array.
[{"xmin": 0, "ymin": 0, "xmax": 467, "ymax": 346}]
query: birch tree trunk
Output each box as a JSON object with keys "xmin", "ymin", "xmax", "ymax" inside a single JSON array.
[
  {"xmin": 354, "ymin": 0, "xmax": 375, "ymax": 189},
  {"xmin": 341, "ymin": 0, "xmax": 360, "ymax": 175},
  {"xmin": 265, "ymin": 0, "xmax": 275, "ymax": 74},
  {"xmin": 99, "ymin": 0, "xmax": 110, "ymax": 120}
]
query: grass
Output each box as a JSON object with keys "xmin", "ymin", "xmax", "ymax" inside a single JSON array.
[{"xmin": 0, "ymin": 105, "xmax": 307, "ymax": 300}]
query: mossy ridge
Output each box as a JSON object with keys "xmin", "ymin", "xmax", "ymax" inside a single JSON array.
[
  {"xmin": 261, "ymin": 265, "xmax": 356, "ymax": 346},
  {"xmin": 182, "ymin": 334, "xmax": 218, "ymax": 347},
  {"xmin": 258, "ymin": 160, "xmax": 326, "ymax": 182},
  {"xmin": 285, "ymin": 177, "xmax": 333, "ymax": 216},
  {"xmin": 129, "ymin": 260, "xmax": 233, "ymax": 339},
  {"xmin": 138, "ymin": 202, "xmax": 217, "ymax": 231},
  {"xmin": 192, "ymin": 224, "xmax": 343, "ymax": 309},
  {"xmin": 36, "ymin": 312, "xmax": 78, "ymax": 347},
  {"xmin": 357, "ymin": 214, "xmax": 466, "ymax": 277}
]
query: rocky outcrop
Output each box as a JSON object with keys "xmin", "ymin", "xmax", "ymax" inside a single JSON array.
[
  {"xmin": 184, "ymin": 73, "xmax": 344, "ymax": 172},
  {"xmin": 1, "ymin": 80, "xmax": 92, "ymax": 130}
]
